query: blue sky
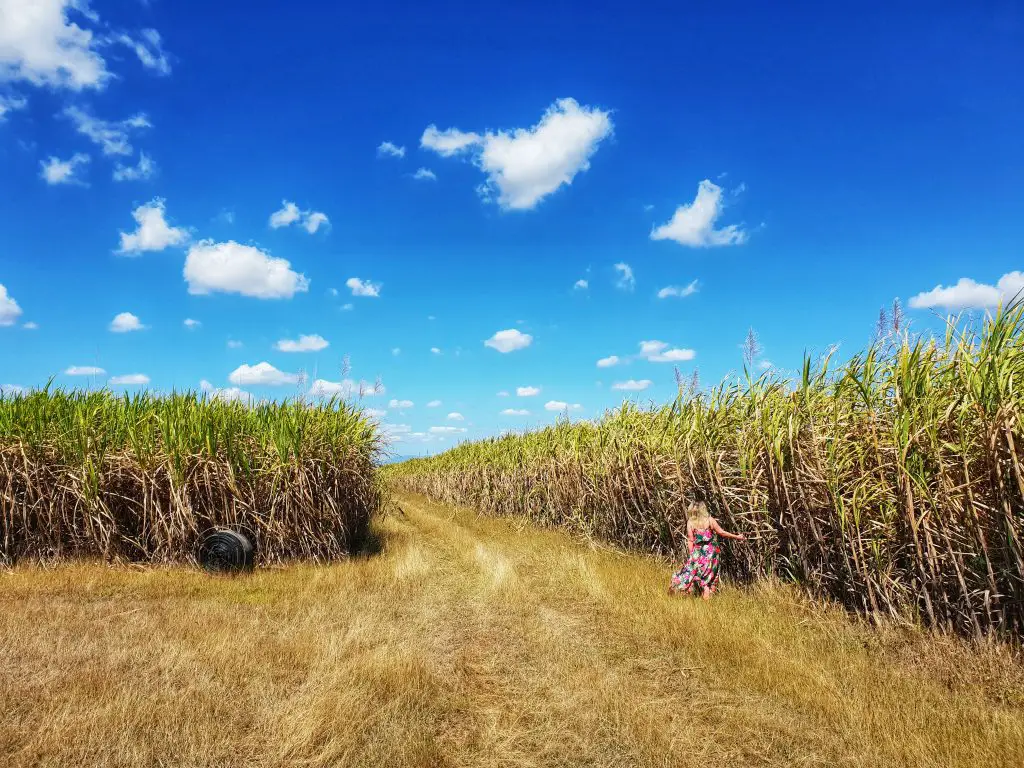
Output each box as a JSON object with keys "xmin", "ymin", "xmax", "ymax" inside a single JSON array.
[{"xmin": 1, "ymin": 1, "xmax": 1021, "ymax": 455}]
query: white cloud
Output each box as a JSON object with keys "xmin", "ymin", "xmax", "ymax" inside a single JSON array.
[
  {"xmin": 64, "ymin": 106, "xmax": 150, "ymax": 156},
  {"xmin": 341, "ymin": 303, "xmax": 353, "ymax": 311},
  {"xmin": 596, "ymin": 355, "xmax": 620, "ymax": 368},
  {"xmin": 651, "ymin": 179, "xmax": 747, "ymax": 247},
  {"xmin": 116, "ymin": 29, "xmax": 170, "ymax": 76},
  {"xmin": 496, "ymin": 391, "xmax": 509, "ymax": 397},
  {"xmin": 426, "ymin": 400, "xmax": 442, "ymax": 407},
  {"xmin": 303, "ymin": 211, "xmax": 329, "ymax": 234},
  {"xmin": 391, "ymin": 347, "xmax": 401, "ymax": 356},
  {"xmin": 1, "ymin": 384, "xmax": 25, "ymax": 395},
  {"xmin": 429, "ymin": 426, "xmax": 466, "ymax": 434},
  {"xmin": 638, "ymin": 340, "xmax": 695, "ymax": 363},
  {"xmin": 275, "ymin": 334, "xmax": 329, "ymax": 353},
  {"xmin": 40, "ymin": 152, "xmax": 88, "ymax": 184},
  {"xmin": 612, "ymin": 379, "xmax": 652, "ymax": 391},
  {"xmin": 423, "ymin": 98, "xmax": 612, "ymax": 210},
  {"xmin": 309, "ymin": 378, "xmax": 382, "ymax": 398},
  {"xmin": 574, "ymin": 279, "xmax": 588, "ymax": 290},
  {"xmin": 544, "ymin": 400, "xmax": 581, "ymax": 412},
  {"xmin": 22, "ymin": 321, "xmax": 37, "ymax": 330},
  {"xmin": 412, "ymin": 167, "xmax": 437, "ymax": 181},
  {"xmin": 447, "ymin": 412, "xmax": 464, "ymax": 421},
  {"xmin": 109, "ymin": 311, "xmax": 144, "ymax": 332},
  {"xmin": 501, "ymin": 408, "xmax": 530, "ymax": 416},
  {"xmin": 377, "ymin": 141, "xmax": 405, "ymax": 158},
  {"xmin": 184, "ymin": 318, "xmax": 200, "ymax": 329},
  {"xmin": 200, "ymin": 380, "xmax": 253, "ymax": 404},
  {"xmin": 229, "ymin": 362, "xmax": 299, "ymax": 387},
  {"xmin": 485, "ymin": 328, "xmax": 532, "ymax": 353},
  {"xmin": 516, "ymin": 386, "xmax": 540, "ymax": 397},
  {"xmin": 420, "ymin": 125, "xmax": 481, "ymax": 156},
  {"xmin": 346, "ymin": 277, "xmax": 381, "ymax": 297},
  {"xmin": 0, "ymin": 94, "xmax": 27, "ymax": 121},
  {"xmin": 908, "ymin": 272, "xmax": 1024, "ymax": 311},
  {"xmin": 0, "ymin": 0, "xmax": 109, "ymax": 89},
  {"xmin": 269, "ymin": 200, "xmax": 301, "ymax": 228},
  {"xmin": 118, "ymin": 199, "xmax": 188, "ymax": 254},
  {"xmin": 364, "ymin": 408, "xmax": 387, "ymax": 418},
  {"xmin": 430, "ymin": 347, "xmax": 441, "ymax": 354},
  {"xmin": 227, "ymin": 339, "xmax": 243, "ymax": 349},
  {"xmin": 112, "ymin": 151, "xmax": 155, "ymax": 182},
  {"xmin": 614, "ymin": 262, "xmax": 635, "ymax": 291},
  {"xmin": 389, "ymin": 398, "xmax": 413, "ymax": 409},
  {"xmin": 657, "ymin": 280, "xmax": 699, "ymax": 299},
  {"xmin": 110, "ymin": 373, "xmax": 149, "ymax": 385},
  {"xmin": 0, "ymin": 283, "xmax": 23, "ymax": 326},
  {"xmin": 65, "ymin": 365, "xmax": 105, "ymax": 376},
  {"xmin": 185, "ymin": 240, "xmax": 309, "ymax": 299},
  {"xmin": 269, "ymin": 200, "xmax": 329, "ymax": 234}
]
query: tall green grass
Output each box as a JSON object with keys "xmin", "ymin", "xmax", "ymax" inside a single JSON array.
[
  {"xmin": 0, "ymin": 389, "xmax": 382, "ymax": 564},
  {"xmin": 389, "ymin": 303, "xmax": 1024, "ymax": 637}
]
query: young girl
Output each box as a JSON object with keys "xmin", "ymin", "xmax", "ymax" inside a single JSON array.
[{"xmin": 668, "ymin": 501, "xmax": 745, "ymax": 600}]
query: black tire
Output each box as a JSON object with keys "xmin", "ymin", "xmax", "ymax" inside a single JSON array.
[{"xmin": 198, "ymin": 529, "xmax": 255, "ymax": 574}]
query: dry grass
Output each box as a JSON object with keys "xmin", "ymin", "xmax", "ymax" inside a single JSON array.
[{"xmin": 2, "ymin": 491, "xmax": 1022, "ymax": 767}]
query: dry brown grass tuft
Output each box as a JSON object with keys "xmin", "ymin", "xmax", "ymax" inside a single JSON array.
[{"xmin": 2, "ymin": 492, "xmax": 1022, "ymax": 767}]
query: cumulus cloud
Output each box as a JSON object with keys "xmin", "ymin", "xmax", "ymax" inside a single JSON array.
[
  {"xmin": 412, "ymin": 167, "xmax": 437, "ymax": 181},
  {"xmin": 484, "ymin": 328, "xmax": 532, "ymax": 353},
  {"xmin": 908, "ymin": 272, "xmax": 1024, "ymax": 311},
  {"xmin": 118, "ymin": 199, "xmax": 188, "ymax": 254},
  {"xmin": 574, "ymin": 279, "xmax": 588, "ymax": 290},
  {"xmin": 184, "ymin": 318, "xmax": 200, "ymax": 329},
  {"xmin": 346, "ymin": 277, "xmax": 381, "ymax": 297},
  {"xmin": 275, "ymin": 334, "xmax": 329, "ymax": 353},
  {"xmin": 40, "ymin": 153, "xmax": 88, "ymax": 184},
  {"xmin": 116, "ymin": 29, "xmax": 170, "ymax": 76},
  {"xmin": 421, "ymin": 97, "xmax": 612, "ymax": 210},
  {"xmin": 0, "ymin": 94, "xmax": 27, "ymax": 121},
  {"xmin": 1, "ymin": 384, "xmax": 25, "ymax": 396},
  {"xmin": 496, "ymin": 391, "xmax": 509, "ymax": 397},
  {"xmin": 200, "ymin": 379, "xmax": 253, "ymax": 404},
  {"xmin": 0, "ymin": 283, "xmax": 24, "ymax": 326},
  {"xmin": 112, "ymin": 151, "xmax": 155, "ymax": 182},
  {"xmin": 429, "ymin": 426, "xmax": 466, "ymax": 434},
  {"xmin": 516, "ymin": 386, "xmax": 540, "ymax": 397},
  {"xmin": 309, "ymin": 379, "xmax": 383, "ymax": 398},
  {"xmin": 303, "ymin": 211, "xmax": 329, "ymax": 234},
  {"xmin": 0, "ymin": 0, "xmax": 109, "ymax": 89},
  {"xmin": 639, "ymin": 340, "xmax": 695, "ymax": 363},
  {"xmin": 269, "ymin": 200, "xmax": 329, "ymax": 234},
  {"xmin": 389, "ymin": 398, "xmax": 413, "ymax": 409},
  {"xmin": 109, "ymin": 373, "xmax": 149, "ymax": 385},
  {"xmin": 377, "ymin": 141, "xmax": 405, "ymax": 158},
  {"xmin": 228, "ymin": 362, "xmax": 299, "ymax": 386},
  {"xmin": 430, "ymin": 347, "xmax": 441, "ymax": 354},
  {"xmin": 109, "ymin": 311, "xmax": 144, "ymax": 332},
  {"xmin": 64, "ymin": 106, "xmax": 150, "ymax": 156},
  {"xmin": 364, "ymin": 408, "xmax": 387, "ymax": 419},
  {"xmin": 426, "ymin": 400, "xmax": 442, "ymax": 407},
  {"xmin": 501, "ymin": 408, "xmax": 530, "ymax": 416},
  {"xmin": 614, "ymin": 262, "xmax": 635, "ymax": 291},
  {"xmin": 22, "ymin": 321, "xmax": 37, "ymax": 330},
  {"xmin": 651, "ymin": 180, "xmax": 747, "ymax": 247},
  {"xmin": 612, "ymin": 379, "xmax": 652, "ymax": 391},
  {"xmin": 596, "ymin": 355, "xmax": 620, "ymax": 368},
  {"xmin": 447, "ymin": 412, "xmax": 464, "ymax": 421},
  {"xmin": 65, "ymin": 365, "xmax": 105, "ymax": 376},
  {"xmin": 420, "ymin": 125, "xmax": 481, "ymax": 156},
  {"xmin": 544, "ymin": 400, "xmax": 581, "ymax": 412},
  {"xmin": 657, "ymin": 280, "xmax": 699, "ymax": 299},
  {"xmin": 185, "ymin": 240, "xmax": 309, "ymax": 299}
]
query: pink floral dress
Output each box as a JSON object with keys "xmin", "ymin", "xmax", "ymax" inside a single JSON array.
[{"xmin": 669, "ymin": 528, "xmax": 721, "ymax": 594}]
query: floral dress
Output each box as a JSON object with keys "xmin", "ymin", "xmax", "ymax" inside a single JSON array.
[{"xmin": 670, "ymin": 528, "xmax": 721, "ymax": 594}]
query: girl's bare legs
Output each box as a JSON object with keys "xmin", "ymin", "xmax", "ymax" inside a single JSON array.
[{"xmin": 701, "ymin": 586, "xmax": 713, "ymax": 601}]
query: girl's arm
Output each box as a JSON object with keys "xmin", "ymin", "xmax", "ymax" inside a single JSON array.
[
  {"xmin": 686, "ymin": 521, "xmax": 695, "ymax": 553},
  {"xmin": 711, "ymin": 517, "xmax": 746, "ymax": 542}
]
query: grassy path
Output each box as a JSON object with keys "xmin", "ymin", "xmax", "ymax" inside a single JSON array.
[{"xmin": 2, "ymin": 492, "xmax": 1022, "ymax": 767}]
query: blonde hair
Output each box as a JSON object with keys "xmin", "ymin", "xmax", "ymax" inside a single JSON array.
[{"xmin": 687, "ymin": 501, "xmax": 711, "ymax": 531}]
